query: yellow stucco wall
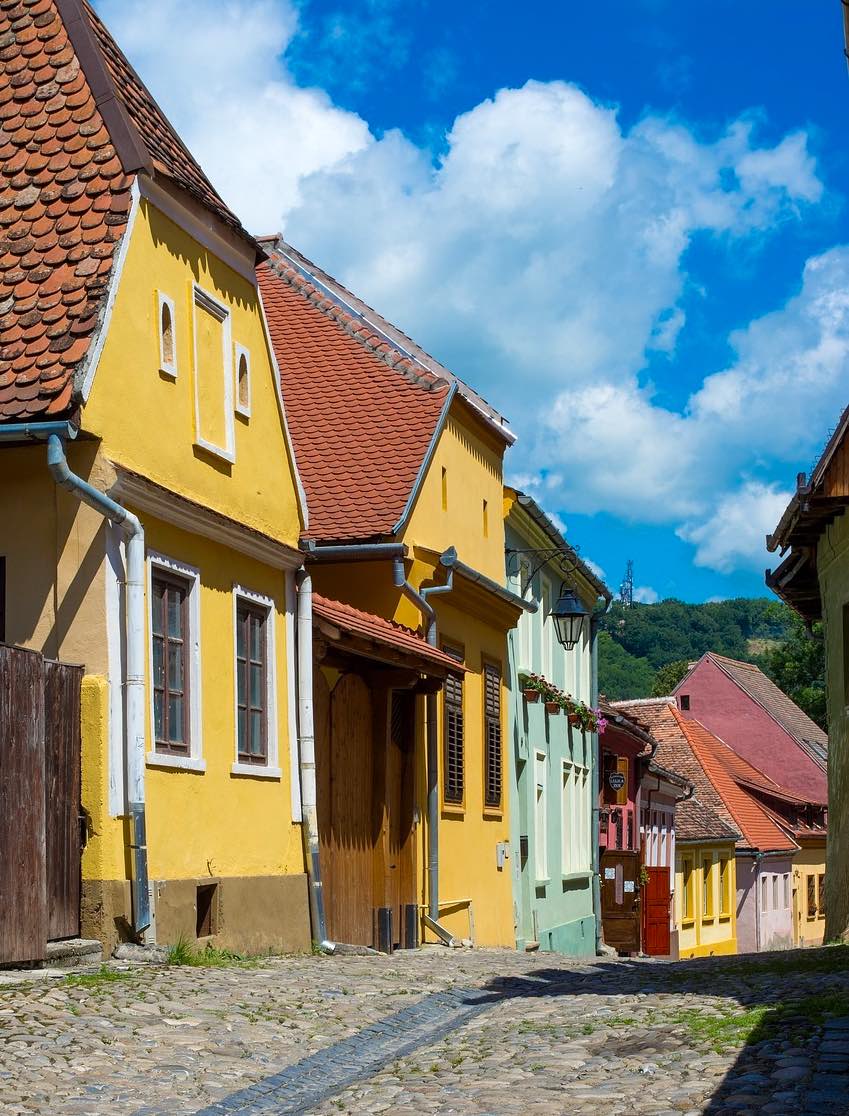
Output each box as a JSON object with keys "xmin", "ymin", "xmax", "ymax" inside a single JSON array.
[
  {"xmin": 793, "ymin": 846, "xmax": 827, "ymax": 947},
  {"xmin": 675, "ymin": 843, "xmax": 738, "ymax": 959},
  {"xmin": 405, "ymin": 407, "xmax": 507, "ymax": 582},
  {"xmin": 83, "ymin": 197, "xmax": 302, "ymax": 544}
]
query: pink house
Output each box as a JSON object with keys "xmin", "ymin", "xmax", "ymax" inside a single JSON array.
[{"xmin": 673, "ymin": 653, "xmax": 827, "ymax": 803}]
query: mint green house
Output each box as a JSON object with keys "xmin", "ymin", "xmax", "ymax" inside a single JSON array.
[{"xmin": 505, "ymin": 489, "xmax": 612, "ymax": 955}]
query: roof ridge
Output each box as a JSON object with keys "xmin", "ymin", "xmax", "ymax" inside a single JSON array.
[
  {"xmin": 264, "ymin": 259, "xmax": 450, "ymax": 396},
  {"xmin": 706, "ymin": 651, "xmax": 759, "ymax": 671}
]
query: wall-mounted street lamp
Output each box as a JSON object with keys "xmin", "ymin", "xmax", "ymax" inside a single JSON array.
[{"xmin": 551, "ymin": 584, "xmax": 589, "ymax": 650}]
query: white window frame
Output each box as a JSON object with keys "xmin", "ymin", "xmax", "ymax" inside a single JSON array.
[
  {"xmin": 157, "ymin": 291, "xmax": 177, "ymax": 379},
  {"xmin": 146, "ymin": 551, "xmax": 204, "ymax": 772},
  {"xmin": 562, "ymin": 761, "xmax": 591, "ymax": 876},
  {"xmin": 192, "ymin": 283, "xmax": 235, "ymax": 463},
  {"xmin": 535, "ymin": 751, "xmax": 548, "ymax": 881},
  {"xmin": 231, "ymin": 584, "xmax": 281, "ymax": 779},
  {"xmin": 234, "ymin": 342, "xmax": 251, "ymax": 418},
  {"xmin": 541, "ymin": 578, "xmax": 552, "ymax": 682}
]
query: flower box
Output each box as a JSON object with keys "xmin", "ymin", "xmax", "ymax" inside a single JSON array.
[
  {"xmin": 545, "ymin": 701, "xmax": 560, "ymax": 715},
  {"xmin": 523, "ymin": 689, "xmax": 541, "ymax": 703},
  {"xmin": 568, "ymin": 712, "xmax": 581, "ymax": 727}
]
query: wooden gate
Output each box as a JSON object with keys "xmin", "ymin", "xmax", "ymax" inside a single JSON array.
[
  {"xmin": 0, "ymin": 645, "xmax": 82, "ymax": 964},
  {"xmin": 600, "ymin": 849, "xmax": 641, "ymax": 954},
  {"xmin": 642, "ymin": 865, "xmax": 671, "ymax": 956},
  {"xmin": 315, "ymin": 669, "xmax": 418, "ymax": 949}
]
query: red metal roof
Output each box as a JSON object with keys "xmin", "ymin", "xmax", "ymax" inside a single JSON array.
[
  {"xmin": 312, "ymin": 593, "xmax": 465, "ymax": 673},
  {"xmin": 258, "ymin": 258, "xmax": 450, "ymax": 543}
]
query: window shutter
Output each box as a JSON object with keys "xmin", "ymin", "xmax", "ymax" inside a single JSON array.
[{"xmin": 484, "ymin": 662, "xmax": 502, "ymax": 808}]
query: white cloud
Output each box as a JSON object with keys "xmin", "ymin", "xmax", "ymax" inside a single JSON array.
[
  {"xmin": 96, "ymin": 0, "xmax": 371, "ymax": 232},
  {"xmin": 676, "ymin": 482, "xmax": 793, "ymax": 574},
  {"xmin": 95, "ymin": 5, "xmax": 835, "ymax": 576},
  {"xmin": 634, "ymin": 586, "xmax": 660, "ymax": 604}
]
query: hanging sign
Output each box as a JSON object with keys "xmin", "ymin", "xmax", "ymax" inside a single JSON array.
[{"xmin": 608, "ymin": 771, "xmax": 626, "ymax": 792}]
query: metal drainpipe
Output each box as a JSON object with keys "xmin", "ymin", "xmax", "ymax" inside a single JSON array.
[
  {"xmin": 295, "ymin": 569, "xmax": 332, "ymax": 951},
  {"xmin": 46, "ymin": 435, "xmax": 151, "ymax": 935},
  {"xmin": 393, "ymin": 551, "xmax": 456, "ymax": 925}
]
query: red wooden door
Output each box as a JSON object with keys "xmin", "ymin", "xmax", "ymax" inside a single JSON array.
[
  {"xmin": 600, "ymin": 850, "xmax": 641, "ymax": 953},
  {"xmin": 642, "ymin": 865, "xmax": 671, "ymax": 956}
]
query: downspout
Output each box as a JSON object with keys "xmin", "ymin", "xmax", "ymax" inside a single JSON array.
[
  {"xmin": 393, "ymin": 549, "xmax": 456, "ymax": 930},
  {"xmin": 295, "ymin": 569, "xmax": 332, "ymax": 950},
  {"xmin": 46, "ymin": 435, "xmax": 150, "ymax": 935}
]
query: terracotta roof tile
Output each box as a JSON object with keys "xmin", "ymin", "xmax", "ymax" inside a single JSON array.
[
  {"xmin": 257, "ymin": 259, "xmax": 450, "ymax": 543},
  {"xmin": 614, "ymin": 699, "xmax": 796, "ymax": 853},
  {"xmin": 0, "ymin": 0, "xmax": 250, "ymax": 424},
  {"xmin": 313, "ymin": 593, "xmax": 465, "ymax": 674},
  {"xmin": 0, "ymin": 0, "xmax": 130, "ymax": 421},
  {"xmin": 676, "ymin": 797, "xmax": 739, "ymax": 843}
]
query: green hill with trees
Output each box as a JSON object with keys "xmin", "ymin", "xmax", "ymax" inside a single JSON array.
[{"xmin": 597, "ymin": 598, "xmax": 826, "ymax": 729}]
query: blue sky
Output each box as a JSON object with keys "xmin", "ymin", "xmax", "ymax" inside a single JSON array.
[{"xmin": 98, "ymin": 0, "xmax": 849, "ymax": 603}]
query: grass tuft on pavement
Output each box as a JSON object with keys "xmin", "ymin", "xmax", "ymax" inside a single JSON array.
[{"xmin": 166, "ymin": 935, "xmax": 256, "ymax": 968}]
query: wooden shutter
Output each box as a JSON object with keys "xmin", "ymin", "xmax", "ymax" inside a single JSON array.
[
  {"xmin": 484, "ymin": 662, "xmax": 502, "ymax": 809},
  {"xmin": 442, "ymin": 654, "xmax": 464, "ymax": 805}
]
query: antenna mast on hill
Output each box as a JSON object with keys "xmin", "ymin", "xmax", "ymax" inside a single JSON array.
[{"xmin": 619, "ymin": 560, "xmax": 634, "ymax": 607}]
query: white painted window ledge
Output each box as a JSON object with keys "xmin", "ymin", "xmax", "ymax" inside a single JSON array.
[
  {"xmin": 146, "ymin": 752, "xmax": 206, "ymax": 773},
  {"xmin": 230, "ymin": 763, "xmax": 282, "ymax": 780}
]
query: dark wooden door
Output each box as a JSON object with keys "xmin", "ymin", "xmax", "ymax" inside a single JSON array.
[
  {"xmin": 44, "ymin": 661, "xmax": 83, "ymax": 941},
  {"xmin": 600, "ymin": 849, "xmax": 641, "ymax": 954},
  {"xmin": 642, "ymin": 865, "xmax": 671, "ymax": 956},
  {"xmin": 316, "ymin": 672, "xmax": 375, "ymax": 946},
  {"xmin": 0, "ymin": 645, "xmax": 47, "ymax": 964}
]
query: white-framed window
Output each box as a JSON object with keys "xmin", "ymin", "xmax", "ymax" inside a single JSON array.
[
  {"xmin": 157, "ymin": 291, "xmax": 177, "ymax": 378},
  {"xmin": 234, "ymin": 343, "xmax": 251, "ymax": 417},
  {"xmin": 562, "ymin": 761, "xmax": 590, "ymax": 875},
  {"xmin": 146, "ymin": 552, "xmax": 204, "ymax": 772},
  {"xmin": 534, "ymin": 751, "xmax": 548, "ymax": 880},
  {"xmin": 231, "ymin": 585, "xmax": 280, "ymax": 779},
  {"xmin": 192, "ymin": 283, "xmax": 235, "ymax": 463},
  {"xmin": 761, "ymin": 873, "xmax": 769, "ymax": 911}
]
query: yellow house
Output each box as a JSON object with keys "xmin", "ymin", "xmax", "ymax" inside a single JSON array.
[
  {"xmin": 258, "ymin": 240, "xmax": 528, "ymax": 948},
  {"xmin": 675, "ymin": 809, "xmax": 739, "ymax": 959},
  {"xmin": 792, "ymin": 839, "xmax": 827, "ymax": 947},
  {"xmin": 0, "ymin": 2, "xmax": 310, "ymax": 956}
]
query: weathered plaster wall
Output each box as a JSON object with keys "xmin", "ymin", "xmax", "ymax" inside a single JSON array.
[
  {"xmin": 759, "ymin": 858, "xmax": 794, "ymax": 952},
  {"xmin": 735, "ymin": 856, "xmax": 758, "ymax": 955},
  {"xmin": 793, "ymin": 844, "xmax": 827, "ymax": 947},
  {"xmin": 676, "ymin": 659, "xmax": 826, "ymax": 801},
  {"xmin": 819, "ymin": 508, "xmax": 849, "ymax": 942}
]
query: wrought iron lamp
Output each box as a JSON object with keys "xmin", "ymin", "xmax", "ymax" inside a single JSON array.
[{"xmin": 551, "ymin": 585, "xmax": 588, "ymax": 650}]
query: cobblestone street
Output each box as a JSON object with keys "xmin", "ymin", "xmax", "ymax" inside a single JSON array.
[{"xmin": 0, "ymin": 946, "xmax": 847, "ymax": 1115}]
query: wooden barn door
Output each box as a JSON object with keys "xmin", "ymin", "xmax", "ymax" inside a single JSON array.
[
  {"xmin": 0, "ymin": 645, "xmax": 47, "ymax": 964},
  {"xmin": 600, "ymin": 849, "xmax": 641, "ymax": 954},
  {"xmin": 316, "ymin": 672, "xmax": 375, "ymax": 945},
  {"xmin": 44, "ymin": 661, "xmax": 83, "ymax": 941},
  {"xmin": 642, "ymin": 865, "xmax": 671, "ymax": 956}
]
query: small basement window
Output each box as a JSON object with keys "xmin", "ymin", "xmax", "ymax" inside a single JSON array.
[
  {"xmin": 158, "ymin": 292, "xmax": 177, "ymax": 378},
  {"xmin": 235, "ymin": 344, "xmax": 251, "ymax": 417},
  {"xmin": 196, "ymin": 882, "xmax": 219, "ymax": 938}
]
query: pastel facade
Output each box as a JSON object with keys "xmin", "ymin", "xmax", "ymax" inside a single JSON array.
[
  {"xmin": 0, "ymin": 2, "xmax": 310, "ymax": 955},
  {"xmin": 767, "ymin": 406, "xmax": 849, "ymax": 943},
  {"xmin": 504, "ymin": 489, "xmax": 610, "ymax": 956},
  {"xmin": 673, "ymin": 799, "xmax": 739, "ymax": 959},
  {"xmin": 259, "ymin": 240, "xmax": 527, "ymax": 949}
]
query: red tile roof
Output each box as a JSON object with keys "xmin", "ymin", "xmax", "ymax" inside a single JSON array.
[
  {"xmin": 0, "ymin": 0, "xmax": 245, "ymax": 423},
  {"xmin": 615, "ymin": 699, "xmax": 796, "ymax": 853},
  {"xmin": 258, "ymin": 258, "xmax": 450, "ymax": 543},
  {"xmin": 313, "ymin": 593, "xmax": 465, "ymax": 673},
  {"xmin": 675, "ymin": 797, "xmax": 739, "ymax": 844}
]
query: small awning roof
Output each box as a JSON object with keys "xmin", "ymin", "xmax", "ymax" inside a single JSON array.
[{"xmin": 312, "ymin": 594, "xmax": 466, "ymax": 676}]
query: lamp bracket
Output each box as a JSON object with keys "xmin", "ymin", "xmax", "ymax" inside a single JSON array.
[{"xmin": 505, "ymin": 546, "xmax": 581, "ymax": 596}]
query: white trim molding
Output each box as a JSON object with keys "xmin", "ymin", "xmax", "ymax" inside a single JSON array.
[
  {"xmin": 80, "ymin": 179, "xmax": 141, "ymax": 404},
  {"xmin": 234, "ymin": 342, "xmax": 251, "ymax": 418},
  {"xmin": 146, "ymin": 550, "xmax": 204, "ymax": 770},
  {"xmin": 110, "ymin": 466, "xmax": 303, "ymax": 571},
  {"xmin": 231, "ymin": 583, "xmax": 280, "ymax": 777},
  {"xmin": 285, "ymin": 569, "xmax": 302, "ymax": 821},
  {"xmin": 192, "ymin": 283, "xmax": 235, "ymax": 464},
  {"xmin": 106, "ymin": 525, "xmax": 127, "ymax": 816},
  {"xmin": 157, "ymin": 291, "xmax": 178, "ymax": 379}
]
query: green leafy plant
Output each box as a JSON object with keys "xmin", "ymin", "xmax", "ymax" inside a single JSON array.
[{"xmin": 166, "ymin": 934, "xmax": 255, "ymax": 968}]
